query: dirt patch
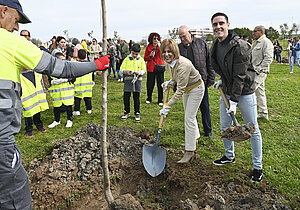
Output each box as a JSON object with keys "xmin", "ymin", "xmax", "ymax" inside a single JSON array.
[{"xmin": 27, "ymin": 123, "xmax": 293, "ymax": 209}]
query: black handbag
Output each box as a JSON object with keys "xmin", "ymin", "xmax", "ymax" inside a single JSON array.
[{"xmin": 155, "ymin": 64, "xmax": 165, "ymax": 73}]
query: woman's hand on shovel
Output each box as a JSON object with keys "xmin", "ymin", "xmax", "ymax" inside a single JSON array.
[{"xmin": 159, "ymin": 104, "xmax": 171, "ymax": 118}]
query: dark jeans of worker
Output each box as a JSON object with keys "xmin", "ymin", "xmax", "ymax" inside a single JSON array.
[
  {"xmin": 116, "ymin": 59, "xmax": 123, "ymax": 80},
  {"xmin": 74, "ymin": 97, "xmax": 92, "ymax": 112},
  {"xmin": 199, "ymin": 86, "xmax": 212, "ymax": 135},
  {"xmin": 146, "ymin": 71, "xmax": 164, "ymax": 103},
  {"xmin": 0, "ymin": 144, "xmax": 32, "ymax": 210},
  {"xmin": 54, "ymin": 105, "xmax": 73, "ymax": 122},
  {"xmin": 123, "ymin": 92, "xmax": 140, "ymax": 115},
  {"xmin": 24, "ymin": 112, "xmax": 43, "ymax": 132}
]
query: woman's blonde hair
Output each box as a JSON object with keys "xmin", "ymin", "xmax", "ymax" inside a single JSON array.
[{"xmin": 160, "ymin": 39, "xmax": 180, "ymax": 60}]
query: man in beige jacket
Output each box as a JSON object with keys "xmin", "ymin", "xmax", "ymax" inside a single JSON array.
[{"xmin": 251, "ymin": 25, "xmax": 273, "ymax": 120}]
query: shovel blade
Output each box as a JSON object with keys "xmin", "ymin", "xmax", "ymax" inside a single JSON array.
[{"xmin": 142, "ymin": 144, "xmax": 166, "ymax": 177}]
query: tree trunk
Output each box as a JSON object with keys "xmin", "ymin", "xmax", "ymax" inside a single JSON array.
[{"xmin": 101, "ymin": 0, "xmax": 114, "ymax": 206}]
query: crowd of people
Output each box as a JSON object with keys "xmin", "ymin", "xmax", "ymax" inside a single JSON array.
[{"xmin": 0, "ymin": 0, "xmax": 299, "ymax": 209}]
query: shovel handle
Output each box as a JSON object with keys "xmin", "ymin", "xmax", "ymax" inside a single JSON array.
[
  {"xmin": 158, "ymin": 86, "xmax": 172, "ymax": 128},
  {"xmin": 218, "ymin": 86, "xmax": 230, "ymax": 109},
  {"xmin": 218, "ymin": 86, "xmax": 240, "ymax": 126}
]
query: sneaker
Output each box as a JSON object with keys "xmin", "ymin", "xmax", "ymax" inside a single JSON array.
[
  {"xmin": 251, "ymin": 169, "xmax": 263, "ymax": 182},
  {"xmin": 135, "ymin": 114, "xmax": 140, "ymax": 122},
  {"xmin": 158, "ymin": 103, "xmax": 164, "ymax": 106},
  {"xmin": 213, "ymin": 156, "xmax": 235, "ymax": 166},
  {"xmin": 118, "ymin": 79, "xmax": 121, "ymax": 82},
  {"xmin": 65, "ymin": 120, "xmax": 73, "ymax": 128},
  {"xmin": 146, "ymin": 101, "xmax": 151, "ymax": 104},
  {"xmin": 73, "ymin": 111, "xmax": 80, "ymax": 116},
  {"xmin": 87, "ymin": 110, "xmax": 92, "ymax": 114},
  {"xmin": 121, "ymin": 113, "xmax": 130, "ymax": 120},
  {"xmin": 38, "ymin": 127, "xmax": 47, "ymax": 133},
  {"xmin": 26, "ymin": 130, "xmax": 33, "ymax": 138},
  {"xmin": 290, "ymin": 71, "xmax": 293, "ymax": 74},
  {"xmin": 48, "ymin": 121, "xmax": 60, "ymax": 128},
  {"xmin": 257, "ymin": 113, "xmax": 268, "ymax": 120},
  {"xmin": 120, "ymin": 78, "xmax": 123, "ymax": 82}
]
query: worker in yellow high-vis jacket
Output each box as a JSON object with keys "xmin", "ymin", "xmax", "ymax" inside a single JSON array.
[
  {"xmin": 73, "ymin": 49, "xmax": 94, "ymax": 116},
  {"xmin": 20, "ymin": 29, "xmax": 48, "ymax": 137},
  {"xmin": 0, "ymin": 1, "xmax": 109, "ymax": 209}
]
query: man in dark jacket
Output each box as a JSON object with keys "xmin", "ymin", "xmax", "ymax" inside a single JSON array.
[
  {"xmin": 210, "ymin": 12, "xmax": 263, "ymax": 182},
  {"xmin": 178, "ymin": 25, "xmax": 215, "ymax": 139}
]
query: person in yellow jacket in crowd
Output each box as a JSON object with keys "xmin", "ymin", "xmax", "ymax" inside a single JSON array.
[
  {"xmin": 0, "ymin": 0, "xmax": 110, "ymax": 208},
  {"xmin": 48, "ymin": 52, "xmax": 75, "ymax": 128},
  {"xmin": 120, "ymin": 43, "xmax": 146, "ymax": 121},
  {"xmin": 19, "ymin": 29, "xmax": 48, "ymax": 137},
  {"xmin": 81, "ymin": 39, "xmax": 90, "ymax": 61},
  {"xmin": 73, "ymin": 49, "xmax": 94, "ymax": 116}
]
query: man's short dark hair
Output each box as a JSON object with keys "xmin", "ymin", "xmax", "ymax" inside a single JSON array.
[
  {"xmin": 78, "ymin": 49, "xmax": 86, "ymax": 60},
  {"xmin": 20, "ymin": 29, "xmax": 30, "ymax": 37},
  {"xmin": 54, "ymin": 52, "xmax": 65, "ymax": 58},
  {"xmin": 211, "ymin": 12, "xmax": 229, "ymax": 23},
  {"xmin": 131, "ymin": 43, "xmax": 140, "ymax": 52}
]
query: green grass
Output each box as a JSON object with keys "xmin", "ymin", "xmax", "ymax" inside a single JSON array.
[{"xmin": 15, "ymin": 61, "xmax": 299, "ymax": 206}]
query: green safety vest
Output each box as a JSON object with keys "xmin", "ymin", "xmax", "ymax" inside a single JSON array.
[
  {"xmin": 21, "ymin": 72, "xmax": 49, "ymax": 117},
  {"xmin": 48, "ymin": 77, "xmax": 74, "ymax": 107},
  {"xmin": 74, "ymin": 73, "xmax": 93, "ymax": 98}
]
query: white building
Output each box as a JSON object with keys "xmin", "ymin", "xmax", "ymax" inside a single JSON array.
[{"xmin": 190, "ymin": 28, "xmax": 214, "ymax": 39}]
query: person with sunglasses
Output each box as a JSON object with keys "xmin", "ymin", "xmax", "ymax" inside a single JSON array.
[
  {"xmin": 144, "ymin": 32, "xmax": 165, "ymax": 105},
  {"xmin": 89, "ymin": 38, "xmax": 102, "ymax": 61}
]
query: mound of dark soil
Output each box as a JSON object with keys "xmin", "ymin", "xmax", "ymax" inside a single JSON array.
[{"xmin": 27, "ymin": 123, "xmax": 292, "ymax": 209}]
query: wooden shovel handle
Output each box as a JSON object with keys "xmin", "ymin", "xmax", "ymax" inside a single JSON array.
[
  {"xmin": 218, "ymin": 86, "xmax": 230, "ymax": 109},
  {"xmin": 158, "ymin": 86, "xmax": 172, "ymax": 128}
]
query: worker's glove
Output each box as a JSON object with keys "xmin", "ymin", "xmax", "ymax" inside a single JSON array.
[
  {"xmin": 51, "ymin": 78, "xmax": 68, "ymax": 85},
  {"xmin": 226, "ymin": 100, "xmax": 238, "ymax": 115},
  {"xmin": 213, "ymin": 80, "xmax": 222, "ymax": 89},
  {"xmin": 161, "ymin": 80, "xmax": 175, "ymax": 92},
  {"xmin": 94, "ymin": 55, "xmax": 110, "ymax": 71},
  {"xmin": 159, "ymin": 104, "xmax": 171, "ymax": 118}
]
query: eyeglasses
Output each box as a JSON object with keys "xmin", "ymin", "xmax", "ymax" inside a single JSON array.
[
  {"xmin": 253, "ymin": 30, "xmax": 261, "ymax": 33},
  {"xmin": 153, "ymin": 37, "xmax": 159, "ymax": 40},
  {"xmin": 21, "ymin": 34, "xmax": 29, "ymax": 37}
]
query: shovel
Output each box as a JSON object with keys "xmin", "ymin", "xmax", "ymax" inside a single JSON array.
[
  {"xmin": 143, "ymin": 86, "xmax": 171, "ymax": 177},
  {"xmin": 219, "ymin": 86, "xmax": 255, "ymax": 142}
]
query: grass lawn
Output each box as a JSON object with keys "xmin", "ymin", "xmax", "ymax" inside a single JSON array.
[{"xmin": 15, "ymin": 60, "xmax": 299, "ymax": 207}]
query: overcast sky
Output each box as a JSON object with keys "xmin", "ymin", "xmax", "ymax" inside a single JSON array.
[{"xmin": 19, "ymin": 0, "xmax": 299, "ymax": 43}]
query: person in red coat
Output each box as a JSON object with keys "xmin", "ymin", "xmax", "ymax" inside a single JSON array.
[{"xmin": 144, "ymin": 32, "xmax": 165, "ymax": 105}]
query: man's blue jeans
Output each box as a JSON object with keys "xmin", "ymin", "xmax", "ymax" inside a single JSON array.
[
  {"xmin": 219, "ymin": 93, "xmax": 262, "ymax": 170},
  {"xmin": 108, "ymin": 56, "xmax": 116, "ymax": 77},
  {"xmin": 290, "ymin": 55, "xmax": 300, "ymax": 73}
]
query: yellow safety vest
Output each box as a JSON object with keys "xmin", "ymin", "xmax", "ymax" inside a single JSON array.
[
  {"xmin": 21, "ymin": 72, "xmax": 49, "ymax": 117},
  {"xmin": 48, "ymin": 77, "xmax": 74, "ymax": 107},
  {"xmin": 0, "ymin": 28, "xmax": 43, "ymax": 143},
  {"xmin": 74, "ymin": 73, "xmax": 93, "ymax": 98}
]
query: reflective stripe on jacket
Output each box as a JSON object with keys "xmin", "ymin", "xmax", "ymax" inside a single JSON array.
[
  {"xmin": 74, "ymin": 73, "xmax": 93, "ymax": 98},
  {"xmin": 21, "ymin": 72, "xmax": 49, "ymax": 117}
]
